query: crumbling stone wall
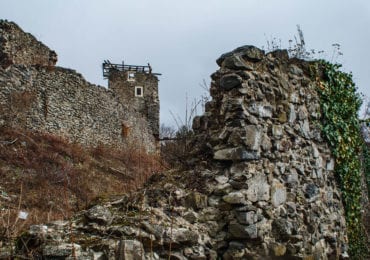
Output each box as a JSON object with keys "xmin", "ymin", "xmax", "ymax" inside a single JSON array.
[
  {"xmin": 0, "ymin": 20, "xmax": 157, "ymax": 152},
  {"xmin": 191, "ymin": 46, "xmax": 348, "ymax": 258},
  {"xmin": 0, "ymin": 20, "xmax": 57, "ymax": 68}
]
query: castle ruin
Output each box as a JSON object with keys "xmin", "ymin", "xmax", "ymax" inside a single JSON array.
[{"xmin": 0, "ymin": 20, "xmax": 160, "ymax": 152}]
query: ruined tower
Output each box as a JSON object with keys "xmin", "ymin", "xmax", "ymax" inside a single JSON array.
[{"xmin": 103, "ymin": 61, "xmax": 160, "ymax": 140}]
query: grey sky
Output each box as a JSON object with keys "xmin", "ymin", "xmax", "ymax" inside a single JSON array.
[{"xmin": 1, "ymin": 0, "xmax": 369, "ymax": 127}]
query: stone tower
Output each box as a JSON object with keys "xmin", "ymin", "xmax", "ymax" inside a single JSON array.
[{"xmin": 103, "ymin": 61, "xmax": 160, "ymax": 140}]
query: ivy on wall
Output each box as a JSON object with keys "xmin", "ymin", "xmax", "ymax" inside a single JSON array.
[
  {"xmin": 363, "ymin": 143, "xmax": 370, "ymax": 199},
  {"xmin": 316, "ymin": 61, "xmax": 368, "ymax": 258}
]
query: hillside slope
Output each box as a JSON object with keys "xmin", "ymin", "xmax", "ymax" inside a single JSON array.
[{"xmin": 0, "ymin": 127, "xmax": 162, "ymax": 242}]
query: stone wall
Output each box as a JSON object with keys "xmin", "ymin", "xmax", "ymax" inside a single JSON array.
[
  {"xmin": 0, "ymin": 20, "xmax": 158, "ymax": 152},
  {"xmin": 0, "ymin": 20, "xmax": 57, "ymax": 68},
  {"xmin": 191, "ymin": 46, "xmax": 348, "ymax": 258}
]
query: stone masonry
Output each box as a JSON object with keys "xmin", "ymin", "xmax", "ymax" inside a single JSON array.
[
  {"xmin": 0, "ymin": 20, "xmax": 159, "ymax": 152},
  {"xmin": 190, "ymin": 45, "xmax": 348, "ymax": 258}
]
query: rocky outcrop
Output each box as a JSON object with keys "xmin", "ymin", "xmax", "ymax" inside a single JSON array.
[{"xmin": 4, "ymin": 46, "xmax": 349, "ymax": 259}]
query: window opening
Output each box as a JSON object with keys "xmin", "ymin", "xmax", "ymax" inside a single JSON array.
[
  {"xmin": 135, "ymin": 86, "xmax": 143, "ymax": 97},
  {"xmin": 128, "ymin": 71, "xmax": 135, "ymax": 81}
]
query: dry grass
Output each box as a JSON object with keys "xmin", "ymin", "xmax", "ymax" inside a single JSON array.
[{"xmin": 0, "ymin": 126, "xmax": 163, "ymax": 243}]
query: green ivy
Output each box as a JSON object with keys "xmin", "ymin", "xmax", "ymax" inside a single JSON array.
[
  {"xmin": 364, "ymin": 143, "xmax": 370, "ymax": 199},
  {"xmin": 316, "ymin": 61, "xmax": 368, "ymax": 258}
]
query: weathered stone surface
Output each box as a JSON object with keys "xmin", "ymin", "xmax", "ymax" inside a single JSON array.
[
  {"xmin": 222, "ymin": 55, "xmax": 253, "ymax": 70},
  {"xmin": 229, "ymin": 222, "xmax": 258, "ymax": 239},
  {"xmin": 220, "ymin": 74, "xmax": 243, "ymax": 90},
  {"xmin": 222, "ymin": 191, "xmax": 246, "ymax": 204},
  {"xmin": 244, "ymin": 125, "xmax": 262, "ymax": 150},
  {"xmin": 271, "ymin": 181, "xmax": 286, "ymax": 207},
  {"xmin": 43, "ymin": 243, "xmax": 81, "ymax": 257},
  {"xmin": 0, "ymin": 20, "xmax": 57, "ymax": 68},
  {"xmin": 213, "ymin": 147, "xmax": 259, "ymax": 161},
  {"xmin": 248, "ymin": 102, "xmax": 273, "ymax": 118},
  {"xmin": 116, "ymin": 240, "xmax": 144, "ymax": 260},
  {"xmin": 235, "ymin": 211, "xmax": 257, "ymax": 225},
  {"xmin": 270, "ymin": 243, "xmax": 286, "ymax": 256},
  {"xmin": 304, "ymin": 183, "xmax": 319, "ymax": 201},
  {"xmin": 216, "ymin": 45, "xmax": 265, "ymax": 66},
  {"xmin": 167, "ymin": 228, "xmax": 200, "ymax": 245},
  {"xmin": 272, "ymin": 125, "xmax": 284, "ymax": 139},
  {"xmin": 272, "ymin": 218, "xmax": 293, "ymax": 242},
  {"xmin": 246, "ymin": 174, "xmax": 270, "ymax": 202},
  {"xmin": 185, "ymin": 192, "xmax": 208, "ymax": 209},
  {"xmin": 85, "ymin": 205, "xmax": 113, "ymax": 225}
]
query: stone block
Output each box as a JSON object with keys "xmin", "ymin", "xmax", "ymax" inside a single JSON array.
[
  {"xmin": 235, "ymin": 211, "xmax": 257, "ymax": 225},
  {"xmin": 213, "ymin": 147, "xmax": 260, "ymax": 161},
  {"xmin": 220, "ymin": 74, "xmax": 242, "ymax": 90},
  {"xmin": 244, "ymin": 125, "xmax": 262, "ymax": 150},
  {"xmin": 85, "ymin": 205, "xmax": 113, "ymax": 225},
  {"xmin": 246, "ymin": 174, "xmax": 270, "ymax": 202},
  {"xmin": 222, "ymin": 191, "xmax": 246, "ymax": 204},
  {"xmin": 271, "ymin": 181, "xmax": 286, "ymax": 207},
  {"xmin": 248, "ymin": 102, "xmax": 273, "ymax": 118},
  {"xmin": 229, "ymin": 222, "xmax": 258, "ymax": 239},
  {"xmin": 185, "ymin": 192, "xmax": 208, "ymax": 209},
  {"xmin": 116, "ymin": 240, "xmax": 144, "ymax": 260}
]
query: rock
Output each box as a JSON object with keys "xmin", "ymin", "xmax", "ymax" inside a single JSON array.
[
  {"xmin": 85, "ymin": 205, "xmax": 113, "ymax": 225},
  {"xmin": 271, "ymin": 219, "xmax": 293, "ymax": 242},
  {"xmin": 213, "ymin": 147, "xmax": 260, "ymax": 161},
  {"xmin": 116, "ymin": 240, "xmax": 145, "ymax": 260},
  {"xmin": 198, "ymin": 207, "xmax": 220, "ymax": 222},
  {"xmin": 222, "ymin": 191, "xmax": 246, "ymax": 204},
  {"xmin": 261, "ymin": 134, "xmax": 272, "ymax": 151},
  {"xmin": 220, "ymin": 74, "xmax": 242, "ymax": 91},
  {"xmin": 167, "ymin": 228, "xmax": 199, "ymax": 245},
  {"xmin": 288, "ymin": 104, "xmax": 296, "ymax": 123},
  {"xmin": 215, "ymin": 175, "xmax": 229, "ymax": 184},
  {"xmin": 166, "ymin": 252, "xmax": 187, "ymax": 260},
  {"xmin": 246, "ymin": 174, "xmax": 270, "ymax": 202},
  {"xmin": 304, "ymin": 183, "xmax": 319, "ymax": 201},
  {"xmin": 183, "ymin": 211, "xmax": 198, "ymax": 224},
  {"xmin": 185, "ymin": 192, "xmax": 208, "ymax": 210},
  {"xmin": 43, "ymin": 243, "xmax": 81, "ymax": 258},
  {"xmin": 271, "ymin": 181, "xmax": 286, "ymax": 207},
  {"xmin": 229, "ymin": 222, "xmax": 258, "ymax": 239},
  {"xmin": 248, "ymin": 102, "xmax": 273, "ymax": 118},
  {"xmin": 235, "ymin": 211, "xmax": 257, "ymax": 225},
  {"xmin": 213, "ymin": 183, "xmax": 233, "ymax": 195},
  {"xmin": 289, "ymin": 65, "xmax": 303, "ymax": 76},
  {"xmin": 270, "ymin": 243, "xmax": 286, "ymax": 256},
  {"xmin": 300, "ymin": 119, "xmax": 311, "ymax": 138},
  {"xmin": 285, "ymin": 169, "xmax": 299, "ymax": 187},
  {"xmin": 272, "ymin": 125, "xmax": 284, "ymax": 139},
  {"xmin": 311, "ymin": 144, "xmax": 319, "ymax": 158},
  {"xmin": 237, "ymin": 45, "xmax": 265, "ymax": 62},
  {"xmin": 216, "ymin": 45, "xmax": 264, "ymax": 66},
  {"xmin": 326, "ymin": 159, "xmax": 334, "ymax": 171},
  {"xmin": 243, "ymin": 125, "xmax": 262, "ymax": 150},
  {"xmin": 298, "ymin": 105, "xmax": 308, "ymax": 120},
  {"xmin": 222, "ymin": 55, "xmax": 253, "ymax": 70}
]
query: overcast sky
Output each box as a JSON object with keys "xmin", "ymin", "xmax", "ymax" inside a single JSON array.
[{"xmin": 1, "ymin": 0, "xmax": 369, "ymax": 127}]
